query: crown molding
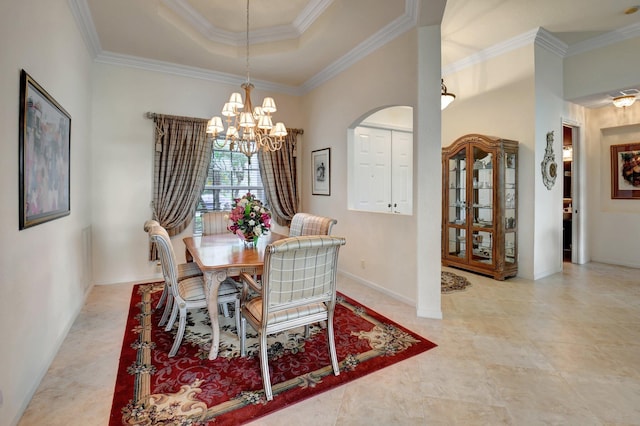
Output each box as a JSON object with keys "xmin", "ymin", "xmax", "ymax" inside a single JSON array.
[
  {"xmin": 442, "ymin": 27, "xmax": 569, "ymax": 76},
  {"xmin": 566, "ymin": 22, "xmax": 640, "ymax": 56},
  {"xmin": 94, "ymin": 51, "xmax": 302, "ymax": 96},
  {"xmin": 294, "ymin": 0, "xmax": 335, "ymax": 33},
  {"xmin": 301, "ymin": 0, "xmax": 419, "ymax": 93},
  {"xmin": 70, "ymin": 0, "xmax": 640, "ymax": 95},
  {"xmin": 160, "ymin": 0, "xmax": 334, "ymax": 46},
  {"xmin": 67, "ymin": 0, "xmax": 101, "ymax": 58},
  {"xmin": 534, "ymin": 27, "xmax": 568, "ymax": 57},
  {"xmin": 443, "ymin": 28, "xmax": 538, "ymax": 76}
]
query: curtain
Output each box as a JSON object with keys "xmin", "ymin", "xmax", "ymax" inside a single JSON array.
[
  {"xmin": 149, "ymin": 113, "xmax": 212, "ymax": 258},
  {"xmin": 259, "ymin": 129, "xmax": 303, "ymax": 226}
]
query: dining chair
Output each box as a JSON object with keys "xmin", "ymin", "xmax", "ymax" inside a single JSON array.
[
  {"xmin": 289, "ymin": 213, "xmax": 337, "ymax": 237},
  {"xmin": 238, "ymin": 235, "xmax": 346, "ymax": 401},
  {"xmin": 202, "ymin": 211, "xmax": 231, "ymax": 235},
  {"xmin": 149, "ymin": 225, "xmax": 241, "ymax": 357},
  {"xmin": 200, "ymin": 211, "xmax": 244, "ymax": 317},
  {"xmin": 144, "ymin": 219, "xmax": 203, "ymax": 325}
]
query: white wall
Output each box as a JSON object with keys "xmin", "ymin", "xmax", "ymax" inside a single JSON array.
[
  {"xmin": 564, "ymin": 37, "xmax": 640, "ymax": 102},
  {"xmin": 0, "ymin": 1, "xmax": 93, "ymax": 424},
  {"xmin": 441, "ymin": 46, "xmax": 537, "ymax": 279},
  {"xmin": 90, "ymin": 64, "xmax": 304, "ymax": 285},
  {"xmin": 533, "ymin": 43, "xmax": 565, "ymax": 279},
  {"xmin": 563, "ymin": 36, "xmax": 640, "ymax": 268},
  {"xmin": 585, "ymin": 104, "xmax": 640, "ymax": 267},
  {"xmin": 301, "ymin": 29, "xmax": 434, "ymax": 307}
]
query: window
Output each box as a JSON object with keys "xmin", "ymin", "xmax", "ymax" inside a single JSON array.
[{"xmin": 194, "ymin": 145, "xmax": 265, "ymax": 235}]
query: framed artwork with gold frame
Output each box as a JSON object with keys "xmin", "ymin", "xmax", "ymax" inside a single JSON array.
[{"xmin": 611, "ymin": 142, "xmax": 640, "ymax": 199}]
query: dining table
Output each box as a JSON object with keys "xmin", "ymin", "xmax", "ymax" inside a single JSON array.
[{"xmin": 183, "ymin": 232, "xmax": 288, "ymax": 360}]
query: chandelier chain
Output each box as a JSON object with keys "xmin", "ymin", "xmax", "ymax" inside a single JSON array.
[
  {"xmin": 206, "ymin": 0, "xmax": 287, "ymax": 159},
  {"xmin": 245, "ymin": 0, "xmax": 250, "ymax": 84}
]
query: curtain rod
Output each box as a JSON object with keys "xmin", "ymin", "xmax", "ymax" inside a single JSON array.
[
  {"xmin": 146, "ymin": 111, "xmax": 304, "ymax": 134},
  {"xmin": 145, "ymin": 112, "xmax": 208, "ymax": 122}
]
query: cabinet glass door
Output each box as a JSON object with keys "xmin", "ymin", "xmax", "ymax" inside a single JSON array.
[
  {"xmin": 471, "ymin": 146, "xmax": 493, "ymax": 265},
  {"xmin": 504, "ymin": 152, "xmax": 517, "ymax": 264},
  {"xmin": 446, "ymin": 148, "xmax": 467, "ymax": 260}
]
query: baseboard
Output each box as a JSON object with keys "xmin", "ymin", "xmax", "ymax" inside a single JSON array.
[
  {"xmin": 338, "ymin": 270, "xmax": 416, "ymax": 307},
  {"xmin": 417, "ymin": 307, "xmax": 443, "ymax": 319},
  {"xmin": 12, "ymin": 282, "xmax": 93, "ymax": 426},
  {"xmin": 590, "ymin": 258, "xmax": 640, "ymax": 269}
]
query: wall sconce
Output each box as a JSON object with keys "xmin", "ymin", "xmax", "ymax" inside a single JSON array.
[
  {"xmin": 562, "ymin": 146, "xmax": 573, "ymax": 162},
  {"xmin": 613, "ymin": 94, "xmax": 636, "ymax": 108},
  {"xmin": 441, "ymin": 79, "xmax": 456, "ymax": 110}
]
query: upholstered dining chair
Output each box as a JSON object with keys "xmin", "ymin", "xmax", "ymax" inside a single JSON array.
[
  {"xmin": 149, "ymin": 225, "xmax": 241, "ymax": 357},
  {"xmin": 144, "ymin": 219, "xmax": 203, "ymax": 326},
  {"xmin": 202, "ymin": 211, "xmax": 231, "ymax": 235},
  {"xmin": 289, "ymin": 213, "xmax": 337, "ymax": 237},
  {"xmin": 238, "ymin": 235, "xmax": 346, "ymax": 401}
]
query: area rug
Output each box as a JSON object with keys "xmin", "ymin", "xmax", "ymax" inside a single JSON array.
[
  {"xmin": 109, "ymin": 282, "xmax": 437, "ymax": 425},
  {"xmin": 441, "ymin": 271, "xmax": 472, "ymax": 293}
]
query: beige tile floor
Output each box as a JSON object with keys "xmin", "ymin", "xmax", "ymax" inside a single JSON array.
[{"xmin": 18, "ymin": 262, "xmax": 640, "ymax": 425}]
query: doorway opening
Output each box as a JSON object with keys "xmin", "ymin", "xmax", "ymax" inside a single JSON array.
[{"xmin": 562, "ymin": 123, "xmax": 579, "ymax": 263}]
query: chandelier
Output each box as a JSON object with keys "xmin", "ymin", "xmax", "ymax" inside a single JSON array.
[
  {"xmin": 207, "ymin": 0, "xmax": 287, "ymax": 159},
  {"xmin": 612, "ymin": 94, "xmax": 636, "ymax": 108}
]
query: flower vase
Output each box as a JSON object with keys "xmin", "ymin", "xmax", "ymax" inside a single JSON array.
[{"xmin": 238, "ymin": 232, "xmax": 257, "ymax": 248}]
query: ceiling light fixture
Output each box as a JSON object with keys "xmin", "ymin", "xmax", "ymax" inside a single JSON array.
[
  {"xmin": 207, "ymin": 0, "xmax": 287, "ymax": 159},
  {"xmin": 441, "ymin": 79, "xmax": 456, "ymax": 110},
  {"xmin": 612, "ymin": 95, "xmax": 636, "ymax": 108}
]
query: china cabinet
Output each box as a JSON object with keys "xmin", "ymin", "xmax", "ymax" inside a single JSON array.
[{"xmin": 441, "ymin": 134, "xmax": 518, "ymax": 280}]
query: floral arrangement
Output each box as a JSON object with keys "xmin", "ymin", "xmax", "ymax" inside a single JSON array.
[{"xmin": 227, "ymin": 192, "xmax": 271, "ymax": 244}]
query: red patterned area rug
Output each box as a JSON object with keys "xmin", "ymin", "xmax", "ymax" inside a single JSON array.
[{"xmin": 109, "ymin": 282, "xmax": 437, "ymax": 425}]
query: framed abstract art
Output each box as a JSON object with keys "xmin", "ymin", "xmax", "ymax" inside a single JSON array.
[{"xmin": 19, "ymin": 70, "xmax": 71, "ymax": 229}]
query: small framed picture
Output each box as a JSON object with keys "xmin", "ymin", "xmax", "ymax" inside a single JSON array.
[
  {"xmin": 312, "ymin": 148, "xmax": 330, "ymax": 196},
  {"xmin": 611, "ymin": 142, "xmax": 640, "ymax": 199},
  {"xmin": 19, "ymin": 70, "xmax": 72, "ymax": 229}
]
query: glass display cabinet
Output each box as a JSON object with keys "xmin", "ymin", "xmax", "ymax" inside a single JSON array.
[{"xmin": 441, "ymin": 134, "xmax": 518, "ymax": 280}]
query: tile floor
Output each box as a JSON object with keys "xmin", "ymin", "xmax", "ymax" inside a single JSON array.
[{"xmin": 18, "ymin": 262, "xmax": 640, "ymax": 425}]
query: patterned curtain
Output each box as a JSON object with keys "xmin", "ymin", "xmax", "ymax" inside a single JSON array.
[
  {"xmin": 258, "ymin": 129, "xmax": 303, "ymax": 226},
  {"xmin": 149, "ymin": 113, "xmax": 212, "ymax": 258}
]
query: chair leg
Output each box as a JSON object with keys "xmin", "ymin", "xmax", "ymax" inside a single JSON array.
[
  {"xmin": 240, "ymin": 317, "xmax": 247, "ymax": 357},
  {"xmin": 234, "ymin": 299, "xmax": 241, "ymax": 336},
  {"xmin": 165, "ymin": 301, "xmax": 179, "ymax": 332},
  {"xmin": 159, "ymin": 296, "xmax": 173, "ymax": 327},
  {"xmin": 259, "ymin": 331, "xmax": 273, "ymax": 401},
  {"xmin": 169, "ymin": 307, "xmax": 187, "ymax": 357},
  {"xmin": 221, "ymin": 302, "xmax": 230, "ymax": 318},
  {"xmin": 327, "ymin": 313, "xmax": 340, "ymax": 377},
  {"xmin": 156, "ymin": 282, "xmax": 168, "ymax": 310}
]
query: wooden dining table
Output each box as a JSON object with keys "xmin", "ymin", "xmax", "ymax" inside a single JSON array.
[{"xmin": 183, "ymin": 232, "xmax": 288, "ymax": 360}]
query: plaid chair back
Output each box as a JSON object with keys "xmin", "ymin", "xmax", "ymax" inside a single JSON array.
[
  {"xmin": 262, "ymin": 236, "xmax": 345, "ymax": 312},
  {"xmin": 289, "ymin": 213, "xmax": 337, "ymax": 236},
  {"xmin": 202, "ymin": 211, "xmax": 230, "ymax": 235}
]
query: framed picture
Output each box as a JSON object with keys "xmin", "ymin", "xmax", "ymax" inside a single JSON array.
[
  {"xmin": 312, "ymin": 148, "xmax": 330, "ymax": 195},
  {"xmin": 19, "ymin": 70, "xmax": 71, "ymax": 229},
  {"xmin": 610, "ymin": 142, "xmax": 640, "ymax": 200}
]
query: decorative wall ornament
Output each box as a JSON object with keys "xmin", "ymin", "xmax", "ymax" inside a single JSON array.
[{"xmin": 541, "ymin": 131, "xmax": 557, "ymax": 190}]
